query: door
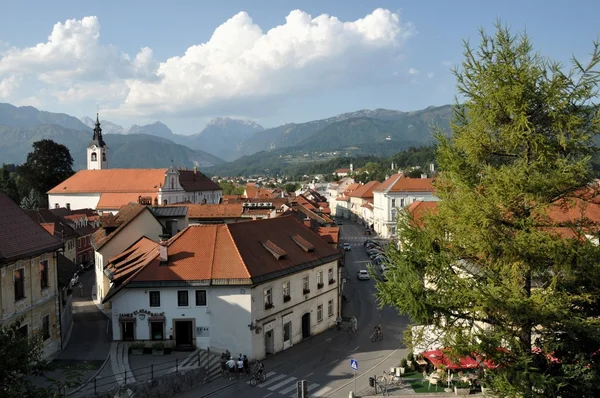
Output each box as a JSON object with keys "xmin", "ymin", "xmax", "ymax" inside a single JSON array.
[
  {"xmin": 265, "ymin": 330, "xmax": 275, "ymax": 356},
  {"xmin": 121, "ymin": 321, "xmax": 135, "ymax": 341},
  {"xmin": 175, "ymin": 320, "xmax": 193, "ymax": 349},
  {"xmin": 283, "ymin": 321, "xmax": 292, "ymax": 350},
  {"xmin": 301, "ymin": 313, "xmax": 311, "ymax": 339}
]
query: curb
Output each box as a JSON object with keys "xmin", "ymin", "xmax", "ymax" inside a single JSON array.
[{"xmin": 68, "ymin": 353, "xmax": 111, "ymax": 396}]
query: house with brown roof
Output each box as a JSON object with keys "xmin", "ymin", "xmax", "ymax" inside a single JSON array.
[
  {"xmin": 373, "ymin": 173, "xmax": 439, "ymax": 238},
  {"xmin": 349, "ymin": 181, "xmax": 381, "ymax": 225},
  {"xmin": 48, "ymin": 165, "xmax": 222, "ymax": 214},
  {"xmin": 0, "ymin": 193, "xmax": 65, "ymax": 358},
  {"xmin": 92, "ymin": 203, "xmax": 164, "ymax": 309},
  {"xmin": 101, "ymin": 216, "xmax": 343, "ymax": 359}
]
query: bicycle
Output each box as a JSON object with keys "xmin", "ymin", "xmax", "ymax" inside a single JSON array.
[
  {"xmin": 376, "ymin": 370, "xmax": 402, "ymax": 388},
  {"xmin": 249, "ymin": 361, "xmax": 267, "ymax": 387},
  {"xmin": 371, "ymin": 329, "xmax": 383, "ymax": 342}
]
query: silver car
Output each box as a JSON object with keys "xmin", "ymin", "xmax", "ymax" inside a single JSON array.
[{"xmin": 357, "ymin": 270, "xmax": 370, "ymax": 280}]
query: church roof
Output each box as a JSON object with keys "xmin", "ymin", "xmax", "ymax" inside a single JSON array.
[
  {"xmin": 89, "ymin": 114, "xmax": 106, "ymax": 148},
  {"xmin": 48, "ymin": 169, "xmax": 167, "ymax": 194}
]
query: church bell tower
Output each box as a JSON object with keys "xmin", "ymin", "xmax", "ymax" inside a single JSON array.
[{"xmin": 87, "ymin": 113, "xmax": 108, "ymax": 170}]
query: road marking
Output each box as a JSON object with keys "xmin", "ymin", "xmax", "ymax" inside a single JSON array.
[
  {"xmin": 323, "ymin": 347, "xmax": 401, "ymax": 396},
  {"xmin": 287, "ymin": 383, "xmax": 322, "ymax": 398},
  {"xmin": 311, "ymin": 386, "xmax": 332, "ymax": 397},
  {"xmin": 352, "ymin": 346, "xmax": 360, "ymax": 351},
  {"xmin": 325, "ymin": 338, "xmax": 332, "ymax": 342},
  {"xmin": 247, "ymin": 371, "xmax": 276, "ymax": 384},
  {"xmin": 258, "ymin": 374, "xmax": 286, "ymax": 388},
  {"xmin": 279, "ymin": 382, "xmax": 301, "ymax": 394},
  {"xmin": 328, "ymin": 359, "xmax": 338, "ymax": 365},
  {"xmin": 304, "ymin": 372, "xmax": 314, "ymax": 377},
  {"xmin": 263, "ymin": 394, "xmax": 273, "ymax": 398},
  {"xmin": 268, "ymin": 376, "xmax": 297, "ymax": 391}
]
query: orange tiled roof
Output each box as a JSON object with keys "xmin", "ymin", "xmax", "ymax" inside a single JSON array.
[
  {"xmin": 48, "ymin": 169, "xmax": 167, "ymax": 194},
  {"xmin": 104, "ymin": 216, "xmax": 342, "ymax": 291},
  {"xmin": 185, "ymin": 203, "xmax": 243, "ymax": 219},
  {"xmin": 244, "ymin": 186, "xmax": 277, "ymax": 199},
  {"xmin": 335, "ymin": 168, "xmax": 351, "ymax": 174},
  {"xmin": 96, "ymin": 193, "xmax": 158, "ymax": 210},
  {"xmin": 373, "ymin": 173, "xmax": 403, "ymax": 193},
  {"xmin": 41, "ymin": 223, "xmax": 55, "ymax": 235},
  {"xmin": 317, "ymin": 226, "xmax": 340, "ymax": 244},
  {"xmin": 92, "ymin": 203, "xmax": 149, "ymax": 250},
  {"xmin": 408, "ymin": 201, "xmax": 439, "ymax": 226},
  {"xmin": 349, "ymin": 181, "xmax": 381, "ymax": 199}
]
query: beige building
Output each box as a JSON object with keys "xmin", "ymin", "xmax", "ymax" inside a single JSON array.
[{"xmin": 0, "ymin": 193, "xmax": 64, "ymax": 358}]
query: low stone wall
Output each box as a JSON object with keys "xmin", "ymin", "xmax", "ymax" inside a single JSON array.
[{"xmin": 79, "ymin": 366, "xmax": 210, "ymax": 398}]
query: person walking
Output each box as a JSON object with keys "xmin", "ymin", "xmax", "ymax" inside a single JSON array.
[
  {"xmin": 237, "ymin": 355, "xmax": 245, "ymax": 378},
  {"xmin": 220, "ymin": 353, "xmax": 227, "ymax": 377}
]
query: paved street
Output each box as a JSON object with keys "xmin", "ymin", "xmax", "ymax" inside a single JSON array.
[{"xmin": 179, "ymin": 219, "xmax": 410, "ymax": 398}]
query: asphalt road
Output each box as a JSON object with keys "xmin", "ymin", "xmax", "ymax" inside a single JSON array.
[{"xmin": 185, "ymin": 219, "xmax": 410, "ymax": 398}]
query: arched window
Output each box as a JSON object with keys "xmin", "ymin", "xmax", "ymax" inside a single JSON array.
[
  {"xmin": 163, "ymin": 199, "xmax": 168, "ymax": 205},
  {"xmin": 170, "ymin": 178, "xmax": 174, "ymax": 190},
  {"xmin": 91, "ymin": 152, "xmax": 97, "ymax": 161}
]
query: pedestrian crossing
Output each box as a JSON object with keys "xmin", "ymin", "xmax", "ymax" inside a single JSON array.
[{"xmin": 248, "ymin": 371, "xmax": 333, "ymax": 397}]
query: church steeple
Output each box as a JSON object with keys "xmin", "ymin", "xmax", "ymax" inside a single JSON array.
[{"xmin": 91, "ymin": 113, "xmax": 106, "ymax": 148}]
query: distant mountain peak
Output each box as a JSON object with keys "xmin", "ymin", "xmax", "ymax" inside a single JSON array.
[
  {"xmin": 80, "ymin": 116, "xmax": 125, "ymax": 134},
  {"xmin": 206, "ymin": 116, "xmax": 264, "ymax": 130}
]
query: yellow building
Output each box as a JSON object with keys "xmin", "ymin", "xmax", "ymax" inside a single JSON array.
[{"xmin": 0, "ymin": 193, "xmax": 64, "ymax": 358}]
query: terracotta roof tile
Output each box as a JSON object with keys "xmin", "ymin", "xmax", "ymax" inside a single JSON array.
[
  {"xmin": 373, "ymin": 173, "xmax": 403, "ymax": 192},
  {"xmin": 0, "ymin": 193, "xmax": 63, "ymax": 264},
  {"xmin": 184, "ymin": 203, "xmax": 243, "ymax": 219},
  {"xmin": 41, "ymin": 223, "xmax": 55, "ymax": 235},
  {"xmin": 407, "ymin": 201, "xmax": 439, "ymax": 226},
  {"xmin": 349, "ymin": 181, "xmax": 381, "ymax": 198},
  {"xmin": 389, "ymin": 177, "xmax": 435, "ymax": 193},
  {"xmin": 335, "ymin": 168, "xmax": 351, "ymax": 174},
  {"xmin": 48, "ymin": 169, "xmax": 167, "ymax": 194},
  {"xmin": 92, "ymin": 203, "xmax": 149, "ymax": 250}
]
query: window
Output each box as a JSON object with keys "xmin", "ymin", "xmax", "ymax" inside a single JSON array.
[
  {"xmin": 391, "ymin": 199, "xmax": 396, "ymax": 207},
  {"xmin": 91, "ymin": 152, "xmax": 97, "ymax": 161},
  {"xmin": 317, "ymin": 304, "xmax": 323, "ymax": 323},
  {"xmin": 328, "ymin": 299, "xmax": 334, "ymax": 317},
  {"xmin": 195, "ymin": 290, "xmax": 207, "ymax": 306},
  {"xmin": 391, "ymin": 226, "xmax": 397, "ymax": 235},
  {"xmin": 150, "ymin": 321, "xmax": 164, "ymax": 340},
  {"xmin": 14, "ymin": 269, "xmax": 25, "ymax": 301},
  {"xmin": 42, "ymin": 315, "xmax": 50, "ymax": 341},
  {"xmin": 40, "ymin": 260, "xmax": 49, "ymax": 289},
  {"xmin": 283, "ymin": 281, "xmax": 291, "ymax": 302},
  {"xmin": 328, "ymin": 268, "xmax": 335, "ymax": 284},
  {"xmin": 302, "ymin": 275, "xmax": 310, "ymax": 294},
  {"xmin": 177, "ymin": 290, "xmax": 189, "ymax": 307},
  {"xmin": 317, "ymin": 271, "xmax": 324, "ymax": 289},
  {"xmin": 391, "ymin": 209, "xmax": 397, "ymax": 220},
  {"xmin": 149, "ymin": 291, "xmax": 160, "ymax": 307},
  {"xmin": 400, "ymin": 198, "xmax": 405, "ymax": 207},
  {"xmin": 18, "ymin": 324, "xmax": 28, "ymax": 337},
  {"xmin": 264, "ymin": 288, "xmax": 273, "ymax": 309}
]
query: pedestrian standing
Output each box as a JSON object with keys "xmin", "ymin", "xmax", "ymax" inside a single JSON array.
[
  {"xmin": 226, "ymin": 357, "xmax": 236, "ymax": 380},
  {"xmin": 237, "ymin": 356, "xmax": 244, "ymax": 378},
  {"xmin": 78, "ymin": 282, "xmax": 83, "ymax": 297},
  {"xmin": 243, "ymin": 355, "xmax": 249, "ymax": 374}
]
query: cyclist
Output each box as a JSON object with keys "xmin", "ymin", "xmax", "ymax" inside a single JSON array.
[{"xmin": 374, "ymin": 324, "xmax": 382, "ymax": 338}]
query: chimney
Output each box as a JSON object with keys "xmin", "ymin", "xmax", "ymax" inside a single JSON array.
[
  {"xmin": 421, "ymin": 174, "xmax": 427, "ymax": 179},
  {"xmin": 158, "ymin": 234, "xmax": 169, "ymax": 265},
  {"xmin": 304, "ymin": 217, "xmax": 311, "ymax": 228},
  {"xmin": 66, "ymin": 203, "xmax": 71, "ymax": 210}
]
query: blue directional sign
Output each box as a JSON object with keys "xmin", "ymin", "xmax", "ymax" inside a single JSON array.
[{"xmin": 350, "ymin": 359, "xmax": 359, "ymax": 371}]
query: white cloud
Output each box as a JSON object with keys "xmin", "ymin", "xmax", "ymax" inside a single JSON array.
[
  {"xmin": 0, "ymin": 75, "xmax": 21, "ymax": 98},
  {"xmin": 441, "ymin": 60, "xmax": 453, "ymax": 67},
  {"xmin": 408, "ymin": 67, "xmax": 419, "ymax": 75},
  {"xmin": 0, "ymin": 9, "xmax": 415, "ymax": 118},
  {"xmin": 427, "ymin": 72, "xmax": 434, "ymax": 79},
  {"xmin": 0, "ymin": 16, "xmax": 158, "ymax": 85}
]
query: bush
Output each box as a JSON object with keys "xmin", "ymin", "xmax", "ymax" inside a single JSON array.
[
  {"xmin": 152, "ymin": 342, "xmax": 164, "ymax": 350},
  {"xmin": 400, "ymin": 358, "xmax": 408, "ymax": 368}
]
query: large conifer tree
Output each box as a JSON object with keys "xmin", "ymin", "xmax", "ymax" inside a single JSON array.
[{"xmin": 376, "ymin": 25, "xmax": 600, "ymax": 397}]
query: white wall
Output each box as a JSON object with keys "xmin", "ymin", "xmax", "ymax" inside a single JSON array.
[
  {"xmin": 373, "ymin": 190, "xmax": 439, "ymax": 238},
  {"xmin": 94, "ymin": 210, "xmax": 163, "ymax": 307},
  {"xmin": 48, "ymin": 193, "xmax": 101, "ymax": 212},
  {"xmin": 250, "ymin": 261, "xmax": 338, "ymax": 360},
  {"xmin": 109, "ymin": 285, "xmax": 252, "ymax": 355}
]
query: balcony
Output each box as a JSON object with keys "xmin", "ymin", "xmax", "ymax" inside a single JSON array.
[
  {"xmin": 283, "ymin": 295, "xmax": 291, "ymax": 303},
  {"xmin": 264, "ymin": 302, "xmax": 274, "ymax": 310},
  {"xmin": 303, "ymin": 288, "xmax": 311, "ymax": 295},
  {"xmin": 329, "ymin": 279, "xmax": 336, "ymax": 285},
  {"xmin": 317, "ymin": 283, "xmax": 324, "ymax": 289}
]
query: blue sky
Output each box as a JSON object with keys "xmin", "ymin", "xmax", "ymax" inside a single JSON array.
[{"xmin": 0, "ymin": 0, "xmax": 599, "ymax": 134}]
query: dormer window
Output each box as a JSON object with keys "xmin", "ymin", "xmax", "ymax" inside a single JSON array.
[{"xmin": 91, "ymin": 152, "xmax": 97, "ymax": 161}]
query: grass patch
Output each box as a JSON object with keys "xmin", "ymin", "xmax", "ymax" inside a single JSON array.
[{"xmin": 408, "ymin": 380, "xmax": 450, "ymax": 394}]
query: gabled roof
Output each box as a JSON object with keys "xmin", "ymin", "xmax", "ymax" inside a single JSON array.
[
  {"xmin": 48, "ymin": 169, "xmax": 167, "ymax": 194},
  {"xmin": 26, "ymin": 209, "xmax": 79, "ymax": 240},
  {"xmin": 92, "ymin": 203, "xmax": 150, "ymax": 250},
  {"xmin": 334, "ymin": 168, "xmax": 351, "ymax": 174},
  {"xmin": 183, "ymin": 203, "xmax": 243, "ymax": 219},
  {"xmin": 373, "ymin": 173, "xmax": 403, "ymax": 193},
  {"xmin": 177, "ymin": 170, "xmax": 221, "ymax": 192},
  {"xmin": 407, "ymin": 201, "xmax": 439, "ymax": 226},
  {"xmin": 0, "ymin": 193, "xmax": 63, "ymax": 264},
  {"xmin": 388, "ymin": 177, "xmax": 435, "ymax": 193},
  {"xmin": 349, "ymin": 181, "xmax": 381, "ymax": 199},
  {"xmin": 103, "ymin": 216, "xmax": 342, "ymax": 297}
]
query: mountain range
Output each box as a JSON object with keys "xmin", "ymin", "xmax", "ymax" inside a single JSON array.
[{"xmin": 0, "ymin": 102, "xmax": 453, "ymax": 175}]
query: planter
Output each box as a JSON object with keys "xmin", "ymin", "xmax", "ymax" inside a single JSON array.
[
  {"xmin": 131, "ymin": 349, "xmax": 144, "ymax": 355},
  {"xmin": 152, "ymin": 349, "xmax": 164, "ymax": 356},
  {"xmin": 455, "ymin": 386, "xmax": 471, "ymax": 395},
  {"xmin": 399, "ymin": 367, "xmax": 406, "ymax": 375}
]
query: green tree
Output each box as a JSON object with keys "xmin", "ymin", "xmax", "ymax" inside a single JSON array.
[
  {"xmin": 0, "ymin": 317, "xmax": 80, "ymax": 397},
  {"xmin": 20, "ymin": 140, "xmax": 74, "ymax": 208},
  {"xmin": 376, "ymin": 25, "xmax": 600, "ymax": 398},
  {"xmin": 0, "ymin": 164, "xmax": 20, "ymax": 203},
  {"xmin": 218, "ymin": 180, "xmax": 244, "ymax": 195},
  {"xmin": 20, "ymin": 188, "xmax": 41, "ymax": 210}
]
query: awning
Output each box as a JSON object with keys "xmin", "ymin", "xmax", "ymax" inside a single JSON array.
[
  {"xmin": 119, "ymin": 316, "xmax": 135, "ymax": 322},
  {"xmin": 148, "ymin": 316, "xmax": 165, "ymax": 322},
  {"xmin": 423, "ymin": 349, "xmax": 479, "ymax": 369}
]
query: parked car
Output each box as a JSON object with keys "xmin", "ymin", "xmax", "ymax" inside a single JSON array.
[
  {"xmin": 70, "ymin": 273, "xmax": 79, "ymax": 288},
  {"xmin": 343, "ymin": 243, "xmax": 352, "ymax": 251},
  {"xmin": 364, "ymin": 239, "xmax": 376, "ymax": 247},
  {"xmin": 337, "ymin": 220, "xmax": 344, "ymax": 225},
  {"xmin": 379, "ymin": 264, "xmax": 388, "ymax": 273},
  {"xmin": 357, "ymin": 270, "xmax": 370, "ymax": 280}
]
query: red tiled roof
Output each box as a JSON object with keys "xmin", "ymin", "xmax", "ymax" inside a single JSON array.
[
  {"xmin": 105, "ymin": 216, "xmax": 341, "ymax": 291},
  {"xmin": 373, "ymin": 173, "xmax": 403, "ymax": 193},
  {"xmin": 317, "ymin": 226, "xmax": 340, "ymax": 244},
  {"xmin": 349, "ymin": 181, "xmax": 381, "ymax": 199},
  {"xmin": 48, "ymin": 169, "xmax": 167, "ymax": 194},
  {"xmin": 184, "ymin": 203, "xmax": 243, "ymax": 219},
  {"xmin": 41, "ymin": 223, "xmax": 55, "ymax": 235},
  {"xmin": 97, "ymin": 193, "xmax": 158, "ymax": 210},
  {"xmin": 244, "ymin": 186, "xmax": 277, "ymax": 199},
  {"xmin": 389, "ymin": 177, "xmax": 435, "ymax": 193},
  {"xmin": 407, "ymin": 201, "xmax": 439, "ymax": 226},
  {"xmin": 0, "ymin": 193, "xmax": 63, "ymax": 264},
  {"xmin": 334, "ymin": 168, "xmax": 351, "ymax": 174}
]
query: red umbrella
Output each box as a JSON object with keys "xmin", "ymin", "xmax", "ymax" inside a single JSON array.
[{"xmin": 423, "ymin": 349, "xmax": 479, "ymax": 370}]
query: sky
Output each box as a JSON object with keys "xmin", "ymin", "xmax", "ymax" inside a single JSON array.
[{"xmin": 0, "ymin": 0, "xmax": 599, "ymax": 135}]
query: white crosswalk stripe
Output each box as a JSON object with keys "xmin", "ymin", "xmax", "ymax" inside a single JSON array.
[{"xmin": 246, "ymin": 370, "xmax": 328, "ymax": 397}]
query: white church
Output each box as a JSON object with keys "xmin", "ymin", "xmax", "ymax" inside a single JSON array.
[{"xmin": 48, "ymin": 115, "xmax": 222, "ymax": 214}]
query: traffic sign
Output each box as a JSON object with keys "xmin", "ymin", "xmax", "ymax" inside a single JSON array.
[{"xmin": 350, "ymin": 358, "xmax": 359, "ymax": 371}]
